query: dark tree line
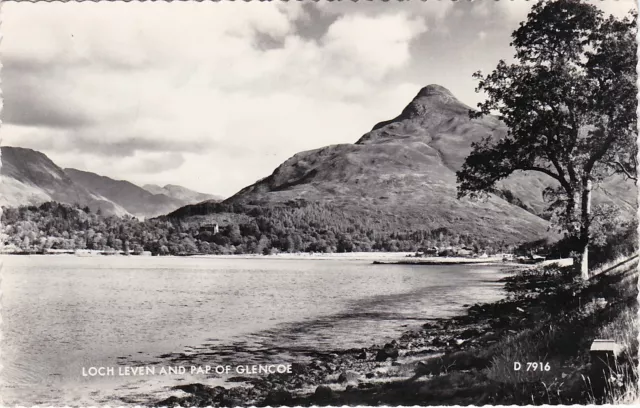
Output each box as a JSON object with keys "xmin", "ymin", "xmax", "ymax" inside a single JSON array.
[
  {"xmin": 3, "ymin": 200, "xmax": 634, "ymax": 263},
  {"xmin": 1, "ymin": 201, "xmax": 513, "ymax": 256}
]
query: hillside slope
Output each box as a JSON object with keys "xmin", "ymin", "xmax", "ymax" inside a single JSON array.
[
  {"xmin": 0, "ymin": 146, "xmax": 129, "ymax": 216},
  {"xmin": 143, "ymin": 184, "xmax": 222, "ymax": 204},
  {"xmin": 358, "ymin": 85, "xmax": 635, "ymax": 219},
  {"xmin": 0, "ymin": 146, "xmax": 221, "ymax": 218},
  {"xmin": 175, "ymin": 86, "xmax": 551, "ymax": 245},
  {"xmin": 65, "ymin": 168, "xmax": 189, "ymax": 218}
]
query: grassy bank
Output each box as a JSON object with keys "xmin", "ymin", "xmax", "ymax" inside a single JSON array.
[{"xmin": 155, "ymin": 256, "xmax": 638, "ymax": 406}]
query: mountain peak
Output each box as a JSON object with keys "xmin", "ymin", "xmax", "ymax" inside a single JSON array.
[
  {"xmin": 408, "ymin": 84, "xmax": 466, "ymax": 109},
  {"xmin": 361, "ymin": 84, "xmax": 472, "ymax": 138},
  {"xmin": 415, "ymin": 84, "xmax": 455, "ymax": 99}
]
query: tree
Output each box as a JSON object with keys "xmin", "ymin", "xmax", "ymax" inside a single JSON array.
[
  {"xmin": 21, "ymin": 236, "xmax": 31, "ymax": 251},
  {"xmin": 457, "ymin": 0, "xmax": 637, "ymax": 279},
  {"xmin": 255, "ymin": 234, "xmax": 271, "ymax": 255},
  {"xmin": 226, "ymin": 224, "xmax": 242, "ymax": 246}
]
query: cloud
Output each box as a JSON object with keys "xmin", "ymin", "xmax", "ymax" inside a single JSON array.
[
  {"xmin": 486, "ymin": 0, "xmax": 636, "ymax": 23},
  {"xmin": 125, "ymin": 152, "xmax": 187, "ymax": 174},
  {"xmin": 595, "ymin": 0, "xmax": 637, "ymax": 18},
  {"xmin": 495, "ymin": 0, "xmax": 536, "ymax": 22},
  {"xmin": 315, "ymin": 1, "xmax": 455, "ymax": 21},
  {"xmin": 2, "ymin": 88, "xmax": 93, "ymax": 129},
  {"xmin": 1, "ymin": 2, "xmax": 426, "ymax": 196},
  {"xmin": 55, "ymin": 150, "xmax": 186, "ymax": 177},
  {"xmin": 3, "ymin": 0, "xmax": 632, "ymax": 197},
  {"xmin": 322, "ymin": 13, "xmax": 427, "ymax": 80}
]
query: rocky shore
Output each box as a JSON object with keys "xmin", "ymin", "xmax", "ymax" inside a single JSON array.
[
  {"xmin": 155, "ymin": 259, "xmax": 638, "ymax": 406},
  {"xmin": 372, "ymin": 257, "xmax": 505, "ymax": 265}
]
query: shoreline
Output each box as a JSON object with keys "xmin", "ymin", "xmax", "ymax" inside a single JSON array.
[
  {"xmin": 151, "ymin": 264, "xmax": 528, "ymax": 406},
  {"xmin": 373, "ymin": 257, "xmax": 574, "ymax": 267},
  {"xmin": 372, "ymin": 256, "xmax": 506, "ymax": 265},
  {"xmin": 192, "ymin": 252, "xmax": 418, "ymax": 261},
  {"xmin": 152, "ymin": 256, "xmax": 637, "ymax": 406},
  {"xmin": 0, "ymin": 251, "xmax": 514, "ymax": 264},
  {"xmin": 0, "ymin": 251, "xmax": 417, "ymax": 260},
  {"xmin": 1, "ymin": 252, "xmax": 572, "ymax": 269}
]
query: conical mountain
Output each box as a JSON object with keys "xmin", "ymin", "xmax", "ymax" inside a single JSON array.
[
  {"xmin": 219, "ymin": 84, "xmax": 635, "ymax": 229},
  {"xmin": 173, "ymin": 85, "xmax": 550, "ymax": 245}
]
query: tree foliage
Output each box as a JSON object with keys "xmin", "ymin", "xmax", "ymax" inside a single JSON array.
[
  {"xmin": 457, "ymin": 0, "xmax": 637, "ymax": 277},
  {"xmin": 1, "ymin": 201, "xmax": 512, "ymax": 256}
]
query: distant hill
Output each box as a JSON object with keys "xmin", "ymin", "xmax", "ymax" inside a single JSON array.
[
  {"xmin": 65, "ymin": 168, "xmax": 188, "ymax": 218},
  {"xmin": 0, "ymin": 146, "xmax": 129, "ymax": 216},
  {"xmin": 143, "ymin": 184, "xmax": 222, "ymax": 204},
  {"xmin": 169, "ymin": 85, "xmax": 636, "ymax": 249},
  {"xmin": 0, "ymin": 146, "xmax": 221, "ymax": 218},
  {"xmin": 65, "ymin": 170, "xmax": 221, "ymax": 218}
]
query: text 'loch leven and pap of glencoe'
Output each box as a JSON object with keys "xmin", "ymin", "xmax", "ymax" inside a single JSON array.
[{"xmin": 82, "ymin": 365, "xmax": 293, "ymax": 377}]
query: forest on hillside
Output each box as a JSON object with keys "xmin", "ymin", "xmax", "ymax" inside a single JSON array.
[
  {"xmin": 1, "ymin": 201, "xmax": 513, "ymax": 256},
  {"xmin": 1, "ymin": 201, "xmax": 636, "ymax": 267}
]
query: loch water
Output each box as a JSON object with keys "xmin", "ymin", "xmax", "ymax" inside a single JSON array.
[{"xmin": 0, "ymin": 255, "xmax": 509, "ymax": 405}]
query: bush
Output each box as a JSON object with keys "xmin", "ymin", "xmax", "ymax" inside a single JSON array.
[{"xmin": 589, "ymin": 218, "xmax": 638, "ymax": 268}]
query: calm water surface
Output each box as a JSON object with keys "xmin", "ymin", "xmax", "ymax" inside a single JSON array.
[{"xmin": 1, "ymin": 255, "xmax": 509, "ymax": 405}]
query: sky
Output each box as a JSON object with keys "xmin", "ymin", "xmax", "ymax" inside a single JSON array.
[{"xmin": 1, "ymin": 0, "xmax": 636, "ymax": 197}]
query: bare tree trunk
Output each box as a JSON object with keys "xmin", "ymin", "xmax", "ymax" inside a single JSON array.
[
  {"xmin": 579, "ymin": 179, "xmax": 592, "ymax": 280},
  {"xmin": 566, "ymin": 191, "xmax": 581, "ymax": 269}
]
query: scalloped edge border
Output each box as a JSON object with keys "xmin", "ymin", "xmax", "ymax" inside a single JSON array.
[{"xmin": 0, "ymin": 1, "xmax": 637, "ymax": 407}]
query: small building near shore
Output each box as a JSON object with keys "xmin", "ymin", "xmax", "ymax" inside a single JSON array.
[
  {"xmin": 457, "ymin": 248, "xmax": 474, "ymax": 257},
  {"xmin": 200, "ymin": 223, "xmax": 219, "ymax": 234},
  {"xmin": 424, "ymin": 247, "xmax": 439, "ymax": 256}
]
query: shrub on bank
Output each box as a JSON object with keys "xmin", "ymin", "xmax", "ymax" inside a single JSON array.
[{"xmin": 405, "ymin": 256, "xmax": 638, "ymax": 405}]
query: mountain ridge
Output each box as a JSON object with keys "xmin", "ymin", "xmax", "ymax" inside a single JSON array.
[
  {"xmin": 0, "ymin": 146, "xmax": 130, "ymax": 216},
  {"xmin": 142, "ymin": 183, "xmax": 223, "ymax": 204},
  {"xmin": 0, "ymin": 146, "xmax": 221, "ymax": 218},
  {"xmin": 175, "ymin": 85, "xmax": 552, "ymax": 246},
  {"xmin": 64, "ymin": 168, "xmax": 186, "ymax": 218},
  {"xmin": 225, "ymin": 84, "xmax": 635, "ymax": 219}
]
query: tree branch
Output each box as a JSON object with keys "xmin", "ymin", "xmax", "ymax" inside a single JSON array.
[
  {"xmin": 540, "ymin": 149, "xmax": 573, "ymax": 193},
  {"xmin": 564, "ymin": 103, "xmax": 580, "ymax": 185},
  {"xmin": 585, "ymin": 126, "xmax": 617, "ymax": 176},
  {"xmin": 520, "ymin": 166, "xmax": 564, "ymax": 182},
  {"xmin": 605, "ymin": 160, "xmax": 638, "ymax": 181}
]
